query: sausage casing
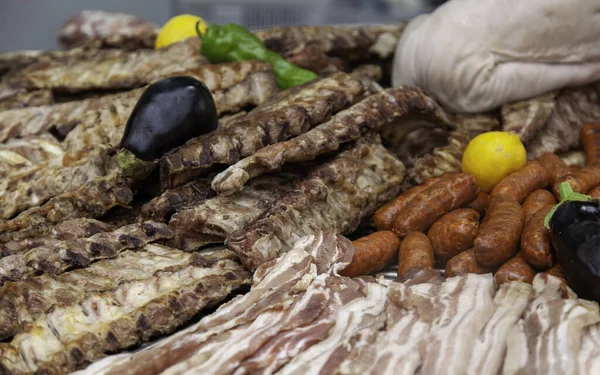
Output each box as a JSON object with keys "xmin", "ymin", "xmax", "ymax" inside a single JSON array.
[
  {"xmin": 398, "ymin": 231, "xmax": 434, "ymax": 280},
  {"xmin": 445, "ymin": 248, "xmax": 494, "ymax": 278},
  {"xmin": 428, "ymin": 208, "xmax": 479, "ymax": 265},
  {"xmin": 581, "ymin": 122, "xmax": 600, "ymax": 165},
  {"xmin": 374, "ymin": 177, "xmax": 441, "ymax": 230},
  {"xmin": 467, "ymin": 192, "xmax": 490, "ymax": 218},
  {"xmin": 522, "ymin": 189, "xmax": 556, "ymax": 223},
  {"xmin": 474, "ymin": 194, "xmax": 524, "ymax": 266},
  {"xmin": 494, "ymin": 255, "xmax": 535, "ymax": 285},
  {"xmin": 521, "ymin": 204, "xmax": 553, "ymax": 269},
  {"xmin": 589, "ymin": 186, "xmax": 600, "ymax": 201},
  {"xmin": 537, "ymin": 153, "xmax": 570, "ymax": 185},
  {"xmin": 392, "ymin": 173, "xmax": 479, "ymax": 237},
  {"xmin": 490, "ymin": 161, "xmax": 550, "ymax": 204},
  {"xmin": 553, "ymin": 164, "xmax": 600, "ymax": 197},
  {"xmin": 341, "ymin": 231, "xmax": 400, "ymax": 277}
]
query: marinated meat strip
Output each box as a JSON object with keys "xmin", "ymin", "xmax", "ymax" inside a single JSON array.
[
  {"xmin": 504, "ymin": 274, "xmax": 600, "ymax": 375},
  {"xmin": 211, "ymin": 86, "xmax": 453, "ymax": 196},
  {"xmin": 0, "ymin": 218, "xmax": 115, "ymax": 256},
  {"xmin": 501, "ymin": 92, "xmax": 557, "ymax": 143},
  {"xmin": 140, "ymin": 178, "xmax": 215, "ymax": 223},
  {"xmin": 227, "ymin": 134, "xmax": 406, "ymax": 270},
  {"xmin": 160, "ymin": 73, "xmax": 380, "ymax": 189},
  {"xmin": 170, "ymin": 172, "xmax": 302, "ymax": 250},
  {"xmin": 0, "ymin": 173, "xmax": 133, "ymax": 234},
  {"xmin": 58, "ymin": 10, "xmax": 160, "ymax": 50},
  {"xmin": 407, "ymin": 113, "xmax": 499, "ymax": 184},
  {"xmin": 0, "ymin": 88, "xmax": 140, "ymax": 143},
  {"xmin": 256, "ymin": 24, "xmax": 405, "ymax": 62},
  {"xmin": 510, "ymin": 84, "xmax": 600, "ymax": 159},
  {"xmin": 0, "ymin": 221, "xmax": 173, "ymax": 283},
  {"xmin": 350, "ymin": 64, "xmax": 384, "ymax": 81},
  {"xmin": 70, "ymin": 232, "xmax": 356, "ymax": 375},
  {"xmin": 0, "ymin": 248, "xmax": 251, "ymax": 375},
  {"xmin": 0, "ymin": 89, "xmax": 53, "ymax": 111},
  {"xmin": 0, "ymin": 149, "xmax": 110, "ymax": 219},
  {"xmin": 9, "ymin": 38, "xmax": 206, "ymax": 93},
  {"xmin": 0, "ymin": 61, "xmax": 273, "ymax": 143},
  {"xmin": 1, "ymin": 134, "xmax": 64, "ymax": 164},
  {"xmin": 0, "ymin": 244, "xmax": 192, "ymax": 340}
]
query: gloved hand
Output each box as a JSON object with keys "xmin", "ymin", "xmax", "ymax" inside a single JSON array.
[{"xmin": 392, "ymin": 0, "xmax": 600, "ymax": 113}]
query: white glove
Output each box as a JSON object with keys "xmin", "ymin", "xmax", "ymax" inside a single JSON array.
[{"xmin": 392, "ymin": 0, "xmax": 600, "ymax": 113}]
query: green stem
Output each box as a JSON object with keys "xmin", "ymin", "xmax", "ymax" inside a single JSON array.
[
  {"xmin": 115, "ymin": 149, "xmax": 157, "ymax": 180},
  {"xmin": 544, "ymin": 182, "xmax": 592, "ymax": 229}
]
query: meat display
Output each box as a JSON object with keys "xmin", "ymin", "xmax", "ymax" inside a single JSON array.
[
  {"xmin": 3, "ymin": 9, "xmax": 600, "ymax": 375},
  {"xmin": 72, "ymin": 231, "xmax": 600, "ymax": 375},
  {"xmin": 227, "ymin": 134, "xmax": 406, "ymax": 270}
]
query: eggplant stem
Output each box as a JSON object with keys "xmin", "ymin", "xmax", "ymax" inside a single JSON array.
[{"xmin": 544, "ymin": 182, "xmax": 592, "ymax": 229}]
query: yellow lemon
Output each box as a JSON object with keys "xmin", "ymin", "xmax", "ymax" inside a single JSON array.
[
  {"xmin": 461, "ymin": 131, "xmax": 527, "ymax": 192},
  {"xmin": 155, "ymin": 14, "xmax": 207, "ymax": 49}
]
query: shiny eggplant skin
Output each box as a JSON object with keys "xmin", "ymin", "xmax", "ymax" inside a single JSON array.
[
  {"xmin": 549, "ymin": 200, "xmax": 600, "ymax": 301},
  {"xmin": 120, "ymin": 76, "xmax": 218, "ymax": 161}
]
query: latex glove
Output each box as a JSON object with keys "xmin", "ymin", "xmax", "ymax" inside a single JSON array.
[{"xmin": 392, "ymin": 0, "xmax": 600, "ymax": 113}]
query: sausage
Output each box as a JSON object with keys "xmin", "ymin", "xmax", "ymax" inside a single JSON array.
[
  {"xmin": 398, "ymin": 231, "xmax": 435, "ymax": 280},
  {"xmin": 589, "ymin": 186, "xmax": 600, "ymax": 200},
  {"xmin": 581, "ymin": 122, "xmax": 600, "ymax": 165},
  {"xmin": 537, "ymin": 153, "xmax": 570, "ymax": 185},
  {"xmin": 427, "ymin": 208, "xmax": 480, "ymax": 265},
  {"xmin": 522, "ymin": 189, "xmax": 557, "ymax": 223},
  {"xmin": 445, "ymin": 248, "xmax": 494, "ymax": 278},
  {"xmin": 473, "ymin": 194, "xmax": 524, "ymax": 266},
  {"xmin": 374, "ymin": 176, "xmax": 442, "ymax": 230},
  {"xmin": 392, "ymin": 173, "xmax": 480, "ymax": 237},
  {"xmin": 341, "ymin": 231, "xmax": 400, "ymax": 277},
  {"xmin": 490, "ymin": 161, "xmax": 550, "ymax": 204},
  {"xmin": 467, "ymin": 192, "xmax": 490, "ymax": 218},
  {"xmin": 520, "ymin": 204, "xmax": 553, "ymax": 269},
  {"xmin": 546, "ymin": 264, "xmax": 566, "ymax": 281},
  {"xmin": 494, "ymin": 255, "xmax": 535, "ymax": 285},
  {"xmin": 552, "ymin": 164, "xmax": 600, "ymax": 197}
]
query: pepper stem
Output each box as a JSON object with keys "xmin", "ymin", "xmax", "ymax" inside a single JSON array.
[
  {"xmin": 544, "ymin": 182, "xmax": 592, "ymax": 229},
  {"xmin": 195, "ymin": 20, "xmax": 204, "ymax": 39}
]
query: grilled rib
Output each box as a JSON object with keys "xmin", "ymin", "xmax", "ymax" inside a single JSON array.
[
  {"xmin": 0, "ymin": 89, "xmax": 53, "ymax": 111},
  {"xmin": 58, "ymin": 10, "xmax": 160, "ymax": 50},
  {"xmin": 170, "ymin": 172, "xmax": 302, "ymax": 250},
  {"xmin": 0, "ymin": 173, "xmax": 133, "ymax": 234},
  {"xmin": 159, "ymin": 73, "xmax": 380, "ymax": 189},
  {"xmin": 7, "ymin": 38, "xmax": 206, "ymax": 93},
  {"xmin": 211, "ymin": 86, "xmax": 454, "ymax": 196},
  {"xmin": 0, "ymin": 222, "xmax": 173, "ymax": 283},
  {"xmin": 227, "ymin": 134, "xmax": 405, "ymax": 270},
  {"xmin": 0, "ymin": 247, "xmax": 251, "ymax": 375},
  {"xmin": 256, "ymin": 24, "xmax": 405, "ymax": 62},
  {"xmin": 0, "ymin": 60, "xmax": 274, "ymax": 143},
  {"xmin": 0, "ymin": 244, "xmax": 191, "ymax": 340}
]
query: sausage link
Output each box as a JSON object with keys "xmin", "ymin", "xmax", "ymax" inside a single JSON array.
[
  {"xmin": 494, "ymin": 255, "xmax": 535, "ymax": 285},
  {"xmin": 581, "ymin": 122, "xmax": 600, "ymax": 165},
  {"xmin": 467, "ymin": 192, "xmax": 490, "ymax": 218},
  {"xmin": 522, "ymin": 189, "xmax": 556, "ymax": 223},
  {"xmin": 374, "ymin": 176, "xmax": 441, "ymax": 230},
  {"xmin": 341, "ymin": 231, "xmax": 400, "ymax": 277},
  {"xmin": 490, "ymin": 161, "xmax": 550, "ymax": 204},
  {"xmin": 589, "ymin": 186, "xmax": 600, "ymax": 200},
  {"xmin": 392, "ymin": 173, "xmax": 479, "ymax": 237},
  {"xmin": 520, "ymin": 205, "xmax": 553, "ymax": 269},
  {"xmin": 537, "ymin": 153, "xmax": 570, "ymax": 185},
  {"xmin": 398, "ymin": 231, "xmax": 435, "ymax": 280},
  {"xmin": 546, "ymin": 264, "xmax": 566, "ymax": 281},
  {"xmin": 552, "ymin": 164, "xmax": 600, "ymax": 197},
  {"xmin": 427, "ymin": 208, "xmax": 479, "ymax": 266},
  {"xmin": 474, "ymin": 194, "xmax": 524, "ymax": 266},
  {"xmin": 445, "ymin": 248, "xmax": 494, "ymax": 278}
]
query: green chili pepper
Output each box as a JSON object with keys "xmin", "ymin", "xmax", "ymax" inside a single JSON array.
[{"xmin": 197, "ymin": 22, "xmax": 318, "ymax": 89}]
